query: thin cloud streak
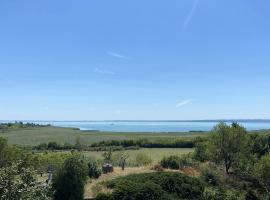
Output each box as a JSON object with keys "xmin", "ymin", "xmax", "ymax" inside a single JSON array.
[
  {"xmin": 182, "ymin": 0, "xmax": 199, "ymax": 31},
  {"xmin": 176, "ymin": 100, "xmax": 192, "ymax": 108},
  {"xmin": 107, "ymin": 51, "xmax": 130, "ymax": 59},
  {"xmin": 93, "ymin": 67, "xmax": 115, "ymax": 75}
]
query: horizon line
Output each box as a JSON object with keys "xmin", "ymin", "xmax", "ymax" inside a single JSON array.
[{"xmin": 1, "ymin": 119, "xmax": 270, "ymax": 122}]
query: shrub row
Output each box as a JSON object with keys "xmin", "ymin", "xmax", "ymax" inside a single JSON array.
[
  {"xmin": 160, "ymin": 154, "xmax": 196, "ymax": 169},
  {"xmin": 91, "ymin": 138, "xmax": 195, "ymax": 149}
]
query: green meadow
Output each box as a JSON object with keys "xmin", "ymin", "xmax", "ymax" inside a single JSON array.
[
  {"xmin": 82, "ymin": 148, "xmax": 194, "ymax": 165},
  {"xmin": 0, "ymin": 125, "xmax": 205, "ymax": 146}
]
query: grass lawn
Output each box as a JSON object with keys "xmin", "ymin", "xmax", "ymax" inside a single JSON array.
[{"xmin": 0, "ymin": 126, "xmax": 206, "ymax": 146}]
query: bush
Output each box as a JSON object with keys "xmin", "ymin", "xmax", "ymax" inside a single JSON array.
[
  {"xmin": 254, "ymin": 153, "xmax": 270, "ymax": 192},
  {"xmin": 96, "ymin": 193, "xmax": 113, "ymax": 200},
  {"xmin": 112, "ymin": 181, "xmax": 164, "ymax": 200},
  {"xmin": 52, "ymin": 156, "xmax": 88, "ymax": 200},
  {"xmin": 194, "ymin": 141, "xmax": 211, "ymax": 162},
  {"xmin": 0, "ymin": 161, "xmax": 50, "ymax": 200},
  {"xmin": 135, "ymin": 153, "xmax": 152, "ymax": 166},
  {"xmin": 160, "ymin": 155, "xmax": 180, "ymax": 169},
  {"xmin": 178, "ymin": 154, "xmax": 196, "ymax": 169},
  {"xmin": 106, "ymin": 172, "xmax": 205, "ymax": 200},
  {"xmin": 88, "ymin": 161, "xmax": 102, "ymax": 179},
  {"xmin": 203, "ymin": 187, "xmax": 246, "ymax": 200},
  {"xmin": 200, "ymin": 168, "xmax": 220, "ymax": 186}
]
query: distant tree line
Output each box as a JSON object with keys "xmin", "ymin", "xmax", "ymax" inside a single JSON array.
[
  {"xmin": 0, "ymin": 121, "xmax": 50, "ymax": 131},
  {"xmin": 33, "ymin": 138, "xmax": 195, "ymax": 151},
  {"xmin": 91, "ymin": 138, "xmax": 195, "ymax": 148}
]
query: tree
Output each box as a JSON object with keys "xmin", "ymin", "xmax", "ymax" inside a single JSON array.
[
  {"xmin": 209, "ymin": 122, "xmax": 248, "ymax": 173},
  {"xmin": 52, "ymin": 156, "xmax": 88, "ymax": 200},
  {"xmin": 0, "ymin": 137, "xmax": 22, "ymax": 168},
  {"xmin": 254, "ymin": 153, "xmax": 270, "ymax": 193},
  {"xmin": 0, "ymin": 161, "xmax": 50, "ymax": 200}
]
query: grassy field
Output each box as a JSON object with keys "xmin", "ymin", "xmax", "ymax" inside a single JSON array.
[
  {"xmin": 0, "ymin": 126, "xmax": 206, "ymax": 146},
  {"xmin": 83, "ymin": 148, "xmax": 194, "ymax": 165}
]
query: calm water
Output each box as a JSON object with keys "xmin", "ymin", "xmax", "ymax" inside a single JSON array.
[{"xmin": 2, "ymin": 120, "xmax": 270, "ymax": 132}]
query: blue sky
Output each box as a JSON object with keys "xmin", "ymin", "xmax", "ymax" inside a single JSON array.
[{"xmin": 0, "ymin": 0, "xmax": 270, "ymax": 120}]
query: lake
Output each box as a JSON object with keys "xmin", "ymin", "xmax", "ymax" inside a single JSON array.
[{"xmin": 2, "ymin": 120, "xmax": 270, "ymax": 132}]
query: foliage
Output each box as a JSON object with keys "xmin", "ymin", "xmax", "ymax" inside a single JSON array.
[
  {"xmin": 37, "ymin": 152, "xmax": 76, "ymax": 174},
  {"xmin": 52, "ymin": 156, "xmax": 88, "ymax": 200},
  {"xmin": 200, "ymin": 167, "xmax": 220, "ymax": 186},
  {"xmin": 203, "ymin": 187, "xmax": 246, "ymax": 200},
  {"xmin": 91, "ymin": 138, "xmax": 195, "ymax": 149},
  {"xmin": 194, "ymin": 140, "xmax": 211, "ymax": 161},
  {"xmin": 160, "ymin": 155, "xmax": 180, "ymax": 169},
  {"xmin": 160, "ymin": 154, "xmax": 195, "ymax": 170},
  {"xmin": 0, "ymin": 121, "xmax": 49, "ymax": 133},
  {"xmin": 96, "ymin": 193, "xmax": 113, "ymax": 200},
  {"xmin": 112, "ymin": 181, "xmax": 164, "ymax": 200},
  {"xmin": 0, "ymin": 161, "xmax": 50, "ymax": 200},
  {"xmin": 209, "ymin": 122, "xmax": 249, "ymax": 173},
  {"xmin": 249, "ymin": 133, "xmax": 270, "ymax": 158},
  {"xmin": 106, "ymin": 172, "xmax": 205, "ymax": 200},
  {"xmin": 254, "ymin": 153, "xmax": 270, "ymax": 193},
  {"xmin": 34, "ymin": 141, "xmax": 75, "ymax": 150},
  {"xmin": 88, "ymin": 160, "xmax": 102, "ymax": 179}
]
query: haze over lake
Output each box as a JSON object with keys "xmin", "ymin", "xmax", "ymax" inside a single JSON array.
[{"xmin": 2, "ymin": 120, "xmax": 270, "ymax": 132}]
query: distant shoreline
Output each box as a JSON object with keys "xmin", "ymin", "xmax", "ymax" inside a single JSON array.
[{"xmin": 1, "ymin": 119, "xmax": 270, "ymax": 123}]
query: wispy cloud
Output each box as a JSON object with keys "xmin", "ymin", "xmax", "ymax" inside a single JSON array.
[
  {"xmin": 107, "ymin": 51, "xmax": 130, "ymax": 59},
  {"xmin": 183, "ymin": 0, "xmax": 200, "ymax": 31},
  {"xmin": 93, "ymin": 67, "xmax": 115, "ymax": 75},
  {"xmin": 176, "ymin": 100, "xmax": 192, "ymax": 108}
]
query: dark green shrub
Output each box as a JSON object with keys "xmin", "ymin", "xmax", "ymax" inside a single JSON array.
[
  {"xmin": 160, "ymin": 155, "xmax": 179, "ymax": 169},
  {"xmin": 106, "ymin": 172, "xmax": 205, "ymax": 200},
  {"xmin": 200, "ymin": 168, "xmax": 220, "ymax": 186},
  {"xmin": 178, "ymin": 154, "xmax": 196, "ymax": 169},
  {"xmin": 112, "ymin": 181, "xmax": 164, "ymax": 200},
  {"xmin": 194, "ymin": 141, "xmax": 211, "ymax": 162},
  {"xmin": 52, "ymin": 157, "xmax": 88, "ymax": 200},
  {"xmin": 88, "ymin": 161, "xmax": 101, "ymax": 179},
  {"xmin": 96, "ymin": 193, "xmax": 113, "ymax": 200}
]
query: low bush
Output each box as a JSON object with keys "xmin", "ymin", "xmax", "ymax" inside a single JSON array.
[
  {"xmin": 88, "ymin": 161, "xmax": 102, "ymax": 179},
  {"xmin": 200, "ymin": 167, "xmax": 220, "ymax": 186},
  {"xmin": 203, "ymin": 187, "xmax": 247, "ymax": 200},
  {"xmin": 160, "ymin": 154, "xmax": 196, "ymax": 170},
  {"xmin": 160, "ymin": 155, "xmax": 180, "ymax": 169},
  {"xmin": 112, "ymin": 181, "xmax": 164, "ymax": 200},
  {"xmin": 96, "ymin": 193, "xmax": 113, "ymax": 200},
  {"xmin": 106, "ymin": 172, "xmax": 205, "ymax": 200}
]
